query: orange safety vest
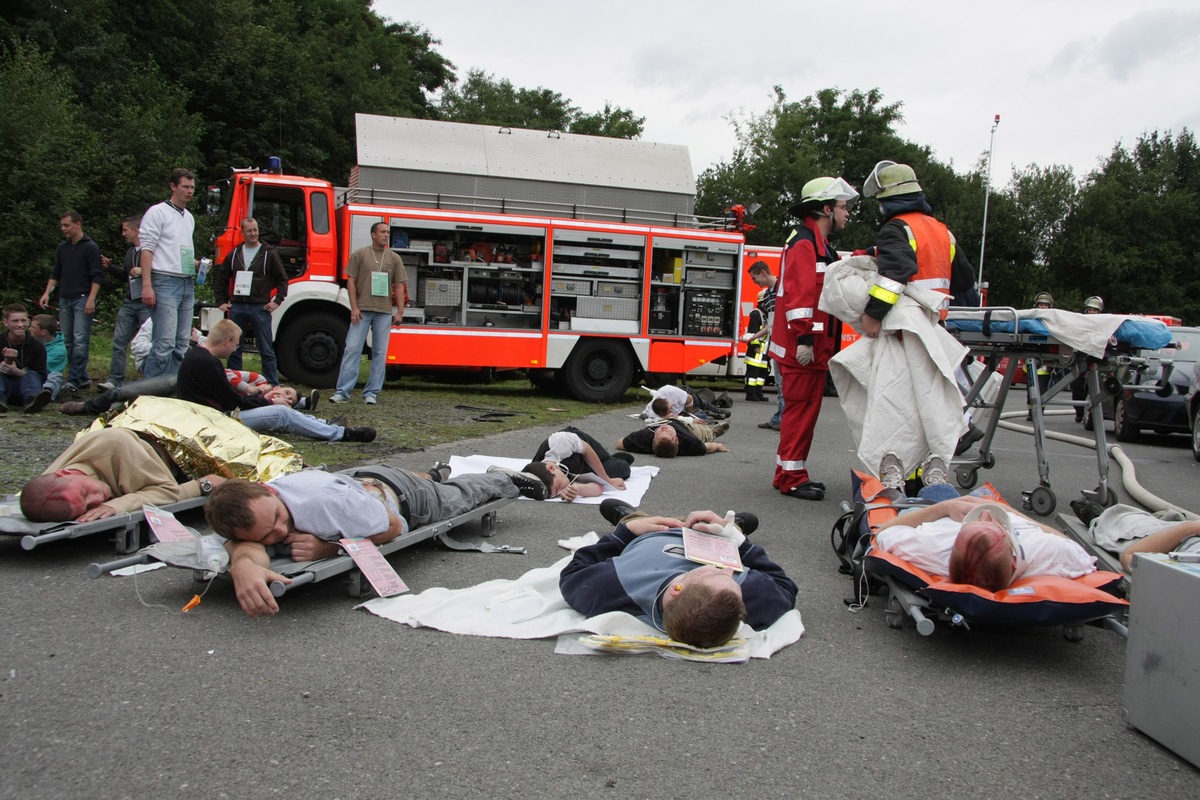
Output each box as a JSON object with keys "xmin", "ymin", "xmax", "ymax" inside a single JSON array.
[{"xmin": 894, "ymin": 212, "xmax": 954, "ymax": 317}]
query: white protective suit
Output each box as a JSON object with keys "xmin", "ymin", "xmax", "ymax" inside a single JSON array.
[{"xmin": 820, "ymin": 256, "xmax": 968, "ymax": 478}]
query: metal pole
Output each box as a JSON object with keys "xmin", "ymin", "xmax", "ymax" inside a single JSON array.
[{"xmin": 978, "ymin": 114, "xmax": 1000, "ymax": 298}]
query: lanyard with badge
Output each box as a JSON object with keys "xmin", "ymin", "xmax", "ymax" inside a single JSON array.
[{"xmin": 370, "ymin": 249, "xmax": 390, "ymax": 297}]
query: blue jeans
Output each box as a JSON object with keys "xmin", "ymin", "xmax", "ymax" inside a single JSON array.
[
  {"xmin": 2, "ymin": 371, "xmax": 43, "ymax": 405},
  {"xmin": 335, "ymin": 311, "xmax": 392, "ymax": 398},
  {"xmin": 237, "ymin": 405, "xmax": 344, "ymax": 441},
  {"xmin": 228, "ymin": 303, "xmax": 279, "ymax": 385},
  {"xmin": 769, "ymin": 364, "xmax": 784, "ymax": 427},
  {"xmin": 81, "ymin": 374, "xmax": 177, "ymax": 414},
  {"xmin": 43, "ymin": 372, "xmax": 65, "ymax": 400},
  {"xmin": 109, "ymin": 299, "xmax": 152, "ymax": 386},
  {"xmin": 143, "ymin": 273, "xmax": 194, "ymax": 378},
  {"xmin": 59, "ymin": 294, "xmax": 94, "ymax": 386}
]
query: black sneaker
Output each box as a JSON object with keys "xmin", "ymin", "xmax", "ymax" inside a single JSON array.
[
  {"xmin": 341, "ymin": 426, "xmax": 377, "ymax": 443},
  {"xmin": 487, "ymin": 465, "xmax": 548, "ymax": 500},
  {"xmin": 1070, "ymin": 498, "xmax": 1104, "ymax": 527},
  {"xmin": 612, "ymin": 452, "xmax": 635, "ymax": 465},
  {"xmin": 24, "ymin": 388, "xmax": 52, "ymax": 414},
  {"xmin": 955, "ymin": 424, "xmax": 985, "ymax": 456},
  {"xmin": 732, "ymin": 512, "xmax": 759, "ymax": 536},
  {"xmin": 429, "ymin": 461, "xmax": 452, "ymax": 483},
  {"xmin": 784, "ymin": 483, "xmax": 825, "ymax": 501},
  {"xmin": 306, "ymin": 390, "xmax": 320, "ymax": 413},
  {"xmin": 600, "ymin": 498, "xmax": 637, "ymax": 526}
]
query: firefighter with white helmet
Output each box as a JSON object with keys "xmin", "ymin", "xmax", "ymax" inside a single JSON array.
[
  {"xmin": 769, "ymin": 176, "xmax": 858, "ymax": 501},
  {"xmin": 1034, "ymin": 292, "xmax": 1054, "ymax": 309},
  {"xmin": 1084, "ymin": 296, "xmax": 1104, "ymax": 314},
  {"xmin": 1071, "ymin": 296, "xmax": 1105, "ymax": 418},
  {"xmin": 854, "ymin": 160, "xmax": 977, "ymax": 494}
]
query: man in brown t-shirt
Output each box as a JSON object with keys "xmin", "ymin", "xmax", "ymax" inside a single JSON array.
[{"xmin": 330, "ymin": 221, "xmax": 407, "ymax": 405}]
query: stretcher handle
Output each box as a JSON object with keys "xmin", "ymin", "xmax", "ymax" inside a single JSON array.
[
  {"xmin": 21, "ymin": 527, "xmax": 78, "ymax": 551},
  {"xmin": 87, "ymin": 553, "xmax": 151, "ymax": 579},
  {"xmin": 271, "ymin": 571, "xmax": 315, "ymax": 598}
]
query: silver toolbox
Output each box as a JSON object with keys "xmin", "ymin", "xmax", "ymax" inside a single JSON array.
[
  {"xmin": 551, "ymin": 278, "xmax": 592, "ymax": 296},
  {"xmin": 576, "ymin": 296, "xmax": 640, "ymax": 320},
  {"xmin": 1125, "ymin": 553, "xmax": 1200, "ymax": 769},
  {"xmin": 418, "ymin": 278, "xmax": 462, "ymax": 306},
  {"xmin": 687, "ymin": 268, "xmax": 733, "ymax": 288},
  {"xmin": 596, "ymin": 281, "xmax": 640, "ymax": 299},
  {"xmin": 684, "ymin": 249, "xmax": 736, "ymax": 268}
]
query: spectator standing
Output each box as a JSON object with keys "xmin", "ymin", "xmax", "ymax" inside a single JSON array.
[
  {"xmin": 330, "ymin": 221, "xmax": 407, "ymax": 405},
  {"xmin": 39, "ymin": 211, "xmax": 103, "ymax": 391},
  {"xmin": 212, "ymin": 217, "xmax": 289, "ymax": 385},
  {"xmin": 139, "ymin": 168, "xmax": 197, "ymax": 378},
  {"xmin": 100, "ymin": 215, "xmax": 153, "ymax": 390}
]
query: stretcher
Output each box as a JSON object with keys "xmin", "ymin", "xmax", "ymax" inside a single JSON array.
[
  {"xmin": 87, "ymin": 496, "xmax": 515, "ymax": 601},
  {"xmin": 832, "ymin": 472, "xmax": 1128, "ymax": 640},
  {"xmin": 945, "ymin": 307, "xmax": 1173, "ymax": 516},
  {"xmin": 0, "ymin": 495, "xmax": 208, "ymax": 554}
]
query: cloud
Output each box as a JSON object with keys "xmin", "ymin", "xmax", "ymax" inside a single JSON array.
[{"xmin": 1050, "ymin": 8, "xmax": 1200, "ymax": 80}]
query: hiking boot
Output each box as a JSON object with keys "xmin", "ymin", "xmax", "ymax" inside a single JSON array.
[
  {"xmin": 921, "ymin": 456, "xmax": 948, "ymax": 486},
  {"xmin": 710, "ymin": 420, "xmax": 730, "ymax": 437},
  {"xmin": 341, "ymin": 426, "xmax": 376, "ymax": 443},
  {"xmin": 600, "ymin": 497, "xmax": 637, "ymax": 526},
  {"xmin": 59, "ymin": 400, "xmax": 88, "ymax": 416},
  {"xmin": 784, "ymin": 483, "xmax": 825, "ymax": 501},
  {"xmin": 429, "ymin": 461, "xmax": 452, "ymax": 483},
  {"xmin": 487, "ymin": 465, "xmax": 548, "ymax": 501},
  {"xmin": 879, "ymin": 453, "xmax": 905, "ymax": 492},
  {"xmin": 612, "ymin": 452, "xmax": 635, "ymax": 465},
  {"xmin": 327, "ymin": 414, "xmax": 348, "ymax": 429},
  {"xmin": 24, "ymin": 388, "xmax": 52, "ymax": 414}
]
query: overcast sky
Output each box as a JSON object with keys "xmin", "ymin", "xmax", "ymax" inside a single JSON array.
[{"xmin": 378, "ymin": 1, "xmax": 1200, "ymax": 189}]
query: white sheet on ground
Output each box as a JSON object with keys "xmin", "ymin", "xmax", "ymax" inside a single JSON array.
[
  {"xmin": 448, "ymin": 454, "xmax": 658, "ymax": 506},
  {"xmin": 359, "ymin": 553, "xmax": 803, "ymax": 660}
]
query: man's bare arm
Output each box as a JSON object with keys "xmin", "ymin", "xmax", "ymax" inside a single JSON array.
[{"xmin": 1120, "ymin": 520, "xmax": 1200, "ymax": 571}]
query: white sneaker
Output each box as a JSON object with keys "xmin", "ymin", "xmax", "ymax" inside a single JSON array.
[
  {"xmin": 97, "ymin": 381, "xmax": 116, "ymax": 392},
  {"xmin": 879, "ymin": 453, "xmax": 905, "ymax": 491},
  {"xmin": 364, "ymin": 395, "xmax": 377, "ymax": 405},
  {"xmin": 329, "ymin": 393, "xmax": 349, "ymax": 404},
  {"xmin": 921, "ymin": 456, "xmax": 948, "ymax": 486}
]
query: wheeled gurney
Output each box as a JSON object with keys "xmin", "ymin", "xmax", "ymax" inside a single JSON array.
[
  {"xmin": 832, "ymin": 472, "xmax": 1129, "ymax": 640},
  {"xmin": 87, "ymin": 496, "xmax": 515, "ymax": 601},
  {"xmin": 945, "ymin": 307, "xmax": 1172, "ymax": 516},
  {"xmin": 1, "ymin": 495, "xmax": 208, "ymax": 554}
]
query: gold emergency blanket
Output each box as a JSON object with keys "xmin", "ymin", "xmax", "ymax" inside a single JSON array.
[{"xmin": 85, "ymin": 396, "xmax": 302, "ymax": 481}]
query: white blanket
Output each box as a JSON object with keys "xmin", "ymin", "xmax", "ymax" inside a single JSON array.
[
  {"xmin": 359, "ymin": 551, "xmax": 804, "ymax": 660},
  {"xmin": 947, "ymin": 308, "xmax": 1129, "ymax": 359},
  {"xmin": 448, "ymin": 454, "xmax": 658, "ymax": 506}
]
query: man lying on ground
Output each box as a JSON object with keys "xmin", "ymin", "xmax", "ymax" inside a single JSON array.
[
  {"xmin": 205, "ymin": 464, "xmax": 547, "ymax": 617},
  {"xmin": 616, "ymin": 417, "xmax": 730, "ymax": 458},
  {"xmin": 558, "ymin": 504, "xmax": 797, "ymax": 649},
  {"xmin": 513, "ymin": 427, "xmax": 629, "ymax": 502}
]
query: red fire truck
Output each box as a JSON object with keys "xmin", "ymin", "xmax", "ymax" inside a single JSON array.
[{"xmin": 209, "ymin": 115, "xmax": 762, "ymax": 401}]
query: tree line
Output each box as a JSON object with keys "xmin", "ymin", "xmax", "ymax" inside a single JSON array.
[{"xmin": 3, "ymin": 4, "xmax": 1195, "ymax": 322}]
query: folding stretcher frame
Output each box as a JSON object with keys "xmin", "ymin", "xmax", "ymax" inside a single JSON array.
[
  {"xmin": 87, "ymin": 496, "xmax": 514, "ymax": 601},
  {"xmin": 946, "ymin": 306, "xmax": 1162, "ymax": 517},
  {"xmin": 1, "ymin": 495, "xmax": 209, "ymax": 554}
]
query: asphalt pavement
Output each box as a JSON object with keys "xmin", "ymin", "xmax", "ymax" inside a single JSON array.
[{"xmin": 2, "ymin": 386, "xmax": 1198, "ymax": 799}]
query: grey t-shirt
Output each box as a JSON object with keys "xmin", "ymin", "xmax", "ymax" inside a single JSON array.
[{"xmin": 269, "ymin": 471, "xmax": 390, "ymax": 541}]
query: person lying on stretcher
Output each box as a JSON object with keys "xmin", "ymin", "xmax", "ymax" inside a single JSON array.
[
  {"xmin": 873, "ymin": 496, "xmax": 1096, "ymax": 590},
  {"xmin": 204, "ymin": 465, "xmax": 546, "ymax": 617}
]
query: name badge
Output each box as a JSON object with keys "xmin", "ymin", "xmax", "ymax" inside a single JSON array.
[
  {"xmin": 233, "ymin": 270, "xmax": 254, "ymax": 297},
  {"xmin": 371, "ymin": 271, "xmax": 389, "ymax": 297},
  {"xmin": 180, "ymin": 246, "xmax": 196, "ymax": 277}
]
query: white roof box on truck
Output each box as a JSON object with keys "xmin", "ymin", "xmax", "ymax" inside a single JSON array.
[{"xmin": 349, "ymin": 114, "xmax": 700, "ymax": 227}]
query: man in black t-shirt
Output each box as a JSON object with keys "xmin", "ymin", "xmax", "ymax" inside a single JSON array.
[{"xmin": 616, "ymin": 418, "xmax": 729, "ymax": 458}]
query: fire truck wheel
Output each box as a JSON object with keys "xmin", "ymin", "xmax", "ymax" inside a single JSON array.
[
  {"xmin": 276, "ymin": 311, "xmax": 349, "ymax": 388},
  {"xmin": 561, "ymin": 339, "xmax": 635, "ymax": 403}
]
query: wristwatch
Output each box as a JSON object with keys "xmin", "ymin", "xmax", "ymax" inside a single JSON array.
[{"xmin": 199, "ymin": 478, "xmax": 214, "ymax": 496}]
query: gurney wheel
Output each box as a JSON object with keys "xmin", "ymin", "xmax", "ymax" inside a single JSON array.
[
  {"xmin": 981, "ymin": 453, "xmax": 995, "ymax": 469},
  {"xmin": 1028, "ymin": 486, "xmax": 1056, "ymax": 516},
  {"xmin": 885, "ymin": 597, "xmax": 904, "ymax": 629},
  {"xmin": 955, "ymin": 467, "xmax": 978, "ymax": 490},
  {"xmin": 1062, "ymin": 624, "xmax": 1085, "ymax": 643}
]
